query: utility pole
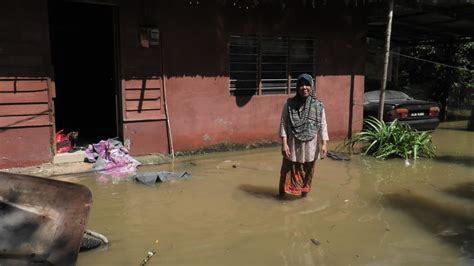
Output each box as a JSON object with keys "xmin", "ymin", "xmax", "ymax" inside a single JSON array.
[{"xmin": 378, "ymin": 0, "xmax": 394, "ymax": 121}]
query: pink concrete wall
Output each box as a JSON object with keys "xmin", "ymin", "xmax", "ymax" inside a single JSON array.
[
  {"xmin": 317, "ymin": 75, "xmax": 365, "ymax": 139},
  {"xmin": 154, "ymin": 4, "xmax": 367, "ymax": 152},
  {"xmin": 0, "ymin": 127, "xmax": 52, "ymax": 168},
  {"xmin": 123, "ymin": 121, "xmax": 169, "ymax": 156},
  {"xmin": 79, "ymin": 1, "xmax": 366, "ymax": 155},
  {"xmin": 165, "ymin": 77, "xmax": 287, "ymax": 150},
  {"xmin": 164, "ymin": 75, "xmax": 365, "ymax": 151}
]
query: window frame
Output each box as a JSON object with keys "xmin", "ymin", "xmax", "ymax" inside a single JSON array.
[{"xmin": 229, "ymin": 34, "xmax": 317, "ymax": 96}]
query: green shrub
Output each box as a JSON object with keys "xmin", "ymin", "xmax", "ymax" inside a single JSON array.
[{"xmin": 346, "ymin": 116, "xmax": 436, "ymax": 160}]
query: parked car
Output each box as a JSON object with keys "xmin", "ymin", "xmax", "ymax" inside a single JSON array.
[{"xmin": 363, "ymin": 90, "xmax": 440, "ymax": 131}]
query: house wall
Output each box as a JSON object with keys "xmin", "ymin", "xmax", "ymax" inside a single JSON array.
[
  {"xmin": 0, "ymin": 0, "xmax": 53, "ymax": 168},
  {"xmin": 0, "ymin": 0, "xmax": 366, "ymax": 168},
  {"xmin": 135, "ymin": 2, "xmax": 367, "ymax": 152}
]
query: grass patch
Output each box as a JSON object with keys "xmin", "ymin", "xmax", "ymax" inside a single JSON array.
[{"xmin": 346, "ymin": 116, "xmax": 436, "ymax": 160}]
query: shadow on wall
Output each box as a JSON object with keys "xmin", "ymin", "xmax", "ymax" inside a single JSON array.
[
  {"xmin": 0, "ymin": 111, "xmax": 51, "ymax": 132},
  {"xmin": 0, "ymin": 76, "xmax": 52, "ymax": 133},
  {"xmin": 123, "ymin": 1, "xmax": 366, "ymax": 108},
  {"xmin": 0, "ymin": 0, "xmax": 368, "ymax": 149},
  {"xmin": 1, "ymin": 1, "xmax": 367, "ymax": 106}
]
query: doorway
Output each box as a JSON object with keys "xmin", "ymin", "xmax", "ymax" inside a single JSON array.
[{"xmin": 49, "ymin": 1, "xmax": 120, "ymax": 147}]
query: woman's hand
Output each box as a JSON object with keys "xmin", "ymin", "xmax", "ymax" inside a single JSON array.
[
  {"xmin": 320, "ymin": 142, "xmax": 328, "ymax": 159},
  {"xmin": 282, "ymin": 143, "xmax": 291, "ymax": 158},
  {"xmin": 281, "ymin": 137, "xmax": 290, "ymax": 158}
]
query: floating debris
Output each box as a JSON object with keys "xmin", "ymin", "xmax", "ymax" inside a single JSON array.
[
  {"xmin": 310, "ymin": 238, "xmax": 321, "ymax": 246},
  {"xmin": 139, "ymin": 240, "xmax": 159, "ymax": 266}
]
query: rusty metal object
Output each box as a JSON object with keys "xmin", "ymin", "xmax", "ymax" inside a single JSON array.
[{"xmin": 0, "ymin": 172, "xmax": 92, "ymax": 265}]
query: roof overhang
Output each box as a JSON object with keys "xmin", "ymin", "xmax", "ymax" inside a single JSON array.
[{"xmin": 368, "ymin": 0, "xmax": 474, "ymax": 45}]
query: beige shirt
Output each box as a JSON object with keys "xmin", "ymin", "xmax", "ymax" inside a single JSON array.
[{"xmin": 279, "ymin": 102, "xmax": 329, "ymax": 163}]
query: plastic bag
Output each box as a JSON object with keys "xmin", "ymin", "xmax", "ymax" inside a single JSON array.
[{"xmin": 56, "ymin": 129, "xmax": 72, "ymax": 153}]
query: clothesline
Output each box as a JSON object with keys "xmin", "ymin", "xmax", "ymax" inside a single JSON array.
[{"xmin": 390, "ymin": 51, "xmax": 473, "ymax": 73}]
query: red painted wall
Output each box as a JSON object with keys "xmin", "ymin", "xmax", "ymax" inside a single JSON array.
[
  {"xmin": 0, "ymin": 0, "xmax": 53, "ymax": 169},
  {"xmin": 123, "ymin": 121, "xmax": 169, "ymax": 156},
  {"xmin": 119, "ymin": 1, "xmax": 169, "ymax": 155},
  {"xmin": 83, "ymin": 0, "xmax": 367, "ymax": 155},
  {"xmin": 149, "ymin": 3, "xmax": 367, "ymax": 152},
  {"xmin": 0, "ymin": 127, "xmax": 52, "ymax": 168},
  {"xmin": 0, "ymin": 0, "xmax": 367, "ymax": 168}
]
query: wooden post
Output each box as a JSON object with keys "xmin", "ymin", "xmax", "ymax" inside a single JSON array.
[
  {"xmin": 160, "ymin": 33, "xmax": 175, "ymax": 158},
  {"xmin": 378, "ymin": 0, "xmax": 394, "ymax": 121}
]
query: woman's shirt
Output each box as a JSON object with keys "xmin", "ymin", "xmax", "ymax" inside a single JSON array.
[{"xmin": 279, "ymin": 102, "xmax": 329, "ymax": 163}]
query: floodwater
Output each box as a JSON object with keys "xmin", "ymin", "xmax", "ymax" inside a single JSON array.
[{"xmin": 75, "ymin": 126, "xmax": 473, "ymax": 266}]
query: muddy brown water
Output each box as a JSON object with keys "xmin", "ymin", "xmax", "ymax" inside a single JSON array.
[{"xmin": 74, "ymin": 127, "xmax": 473, "ymax": 266}]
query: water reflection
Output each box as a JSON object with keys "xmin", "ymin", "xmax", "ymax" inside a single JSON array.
[
  {"xmin": 74, "ymin": 128, "xmax": 473, "ymax": 265},
  {"xmin": 238, "ymin": 184, "xmax": 279, "ymax": 200},
  {"xmin": 435, "ymin": 155, "xmax": 474, "ymax": 168},
  {"xmin": 444, "ymin": 182, "xmax": 474, "ymax": 200},
  {"xmin": 385, "ymin": 190, "xmax": 474, "ymax": 263}
]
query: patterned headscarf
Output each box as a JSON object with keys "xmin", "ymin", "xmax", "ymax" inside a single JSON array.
[{"xmin": 287, "ymin": 74, "xmax": 324, "ymax": 141}]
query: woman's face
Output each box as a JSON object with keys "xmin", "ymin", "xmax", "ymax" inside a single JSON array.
[{"xmin": 298, "ymin": 81, "xmax": 311, "ymax": 98}]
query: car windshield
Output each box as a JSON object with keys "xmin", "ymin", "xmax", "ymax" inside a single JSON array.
[{"xmin": 364, "ymin": 90, "xmax": 411, "ymax": 102}]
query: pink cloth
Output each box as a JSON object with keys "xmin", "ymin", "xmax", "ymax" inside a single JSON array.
[{"xmin": 85, "ymin": 139, "xmax": 141, "ymax": 178}]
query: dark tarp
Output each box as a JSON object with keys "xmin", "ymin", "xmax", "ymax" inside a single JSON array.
[{"xmin": 132, "ymin": 171, "xmax": 191, "ymax": 186}]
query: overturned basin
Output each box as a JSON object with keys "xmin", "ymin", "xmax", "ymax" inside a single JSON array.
[{"xmin": 0, "ymin": 172, "xmax": 92, "ymax": 265}]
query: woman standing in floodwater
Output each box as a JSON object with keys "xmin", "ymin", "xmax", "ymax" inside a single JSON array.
[{"xmin": 278, "ymin": 73, "xmax": 329, "ymax": 199}]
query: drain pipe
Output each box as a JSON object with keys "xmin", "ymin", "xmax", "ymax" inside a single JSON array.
[
  {"xmin": 378, "ymin": 0, "xmax": 394, "ymax": 121},
  {"xmin": 160, "ymin": 35, "xmax": 175, "ymax": 159}
]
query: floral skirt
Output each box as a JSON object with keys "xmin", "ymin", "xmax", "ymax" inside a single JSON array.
[{"xmin": 279, "ymin": 158, "xmax": 316, "ymax": 196}]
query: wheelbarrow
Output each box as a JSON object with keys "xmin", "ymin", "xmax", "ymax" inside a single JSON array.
[{"xmin": 0, "ymin": 172, "xmax": 92, "ymax": 265}]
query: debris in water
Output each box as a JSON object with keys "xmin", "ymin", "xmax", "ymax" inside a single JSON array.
[
  {"xmin": 327, "ymin": 151, "xmax": 350, "ymax": 161},
  {"xmin": 310, "ymin": 238, "xmax": 321, "ymax": 246},
  {"xmin": 139, "ymin": 240, "xmax": 159, "ymax": 266},
  {"xmin": 139, "ymin": 250, "xmax": 156, "ymax": 266}
]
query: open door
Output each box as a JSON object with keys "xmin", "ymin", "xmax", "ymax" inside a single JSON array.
[{"xmin": 49, "ymin": 1, "xmax": 121, "ymax": 148}]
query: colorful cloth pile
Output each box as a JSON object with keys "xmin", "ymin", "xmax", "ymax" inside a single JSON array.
[{"xmin": 85, "ymin": 139, "xmax": 141, "ymax": 179}]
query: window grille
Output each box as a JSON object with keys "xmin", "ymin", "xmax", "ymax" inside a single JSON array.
[{"xmin": 229, "ymin": 35, "xmax": 315, "ymax": 96}]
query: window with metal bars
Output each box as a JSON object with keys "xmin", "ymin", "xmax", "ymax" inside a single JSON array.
[{"xmin": 229, "ymin": 35, "xmax": 315, "ymax": 96}]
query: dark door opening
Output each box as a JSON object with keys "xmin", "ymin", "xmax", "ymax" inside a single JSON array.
[{"xmin": 49, "ymin": 1, "xmax": 120, "ymax": 147}]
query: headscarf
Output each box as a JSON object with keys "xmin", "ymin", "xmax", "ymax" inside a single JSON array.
[{"xmin": 287, "ymin": 74, "xmax": 324, "ymax": 141}]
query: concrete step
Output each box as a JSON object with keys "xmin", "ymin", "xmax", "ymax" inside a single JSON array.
[{"xmin": 53, "ymin": 151, "xmax": 86, "ymax": 164}]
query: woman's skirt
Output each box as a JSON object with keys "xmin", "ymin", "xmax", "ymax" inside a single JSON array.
[{"xmin": 279, "ymin": 158, "xmax": 316, "ymax": 196}]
